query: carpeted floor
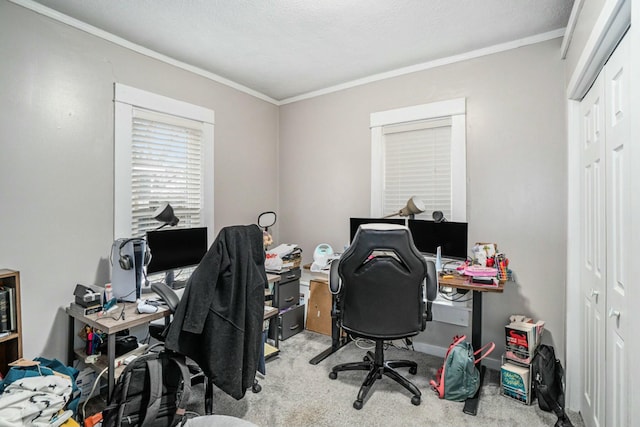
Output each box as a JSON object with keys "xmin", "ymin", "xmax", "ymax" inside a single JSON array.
[{"xmin": 178, "ymin": 331, "xmax": 584, "ymax": 427}]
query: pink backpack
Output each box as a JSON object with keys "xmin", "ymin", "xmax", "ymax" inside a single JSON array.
[{"xmin": 430, "ymin": 335, "xmax": 495, "ymax": 401}]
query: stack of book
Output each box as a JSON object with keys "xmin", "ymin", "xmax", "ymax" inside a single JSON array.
[
  {"xmin": 0, "ymin": 286, "xmax": 18, "ymax": 332},
  {"xmin": 500, "ymin": 315, "xmax": 546, "ymax": 405}
]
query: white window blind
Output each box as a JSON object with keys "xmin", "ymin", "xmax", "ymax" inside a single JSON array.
[
  {"xmin": 130, "ymin": 108, "xmax": 204, "ymax": 237},
  {"xmin": 370, "ymin": 98, "xmax": 466, "ymax": 221},
  {"xmin": 383, "ymin": 119, "xmax": 452, "ymax": 219},
  {"xmin": 114, "ymin": 83, "xmax": 214, "ymax": 240}
]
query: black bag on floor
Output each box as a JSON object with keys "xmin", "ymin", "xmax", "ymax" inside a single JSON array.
[
  {"xmin": 102, "ymin": 349, "xmax": 191, "ymax": 427},
  {"xmin": 531, "ymin": 344, "xmax": 573, "ymax": 427}
]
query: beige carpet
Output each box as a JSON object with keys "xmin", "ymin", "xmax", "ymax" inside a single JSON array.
[{"xmin": 195, "ymin": 331, "xmax": 584, "ymax": 427}]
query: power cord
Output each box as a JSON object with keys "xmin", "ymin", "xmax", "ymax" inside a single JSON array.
[
  {"xmin": 437, "ymin": 291, "xmax": 472, "ymax": 303},
  {"xmin": 81, "ymin": 365, "xmax": 108, "ymax": 422},
  {"xmin": 351, "ymin": 335, "xmax": 375, "ymax": 350}
]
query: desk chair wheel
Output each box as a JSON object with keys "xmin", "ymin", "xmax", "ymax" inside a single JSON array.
[
  {"xmin": 353, "ymin": 400, "xmax": 363, "ymax": 410},
  {"xmin": 329, "ymin": 371, "xmax": 338, "ymax": 380},
  {"xmin": 411, "ymin": 395, "xmax": 421, "ymax": 406},
  {"xmin": 409, "ymin": 366, "xmax": 417, "ymax": 375},
  {"xmin": 252, "ymin": 380, "xmax": 261, "ymax": 393}
]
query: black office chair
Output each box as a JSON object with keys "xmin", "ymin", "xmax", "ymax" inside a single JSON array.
[{"xmin": 328, "ymin": 223, "xmax": 437, "ymax": 410}]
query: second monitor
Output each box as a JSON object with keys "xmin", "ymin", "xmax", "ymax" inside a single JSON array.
[
  {"xmin": 407, "ymin": 219, "xmax": 468, "ymax": 260},
  {"xmin": 146, "ymin": 227, "xmax": 208, "ymax": 288}
]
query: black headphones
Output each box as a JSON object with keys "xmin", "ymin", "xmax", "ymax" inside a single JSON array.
[{"xmin": 117, "ymin": 238, "xmax": 152, "ymax": 270}]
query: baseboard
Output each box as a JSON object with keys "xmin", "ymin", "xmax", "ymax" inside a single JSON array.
[{"xmin": 413, "ymin": 342, "xmax": 501, "ymax": 371}]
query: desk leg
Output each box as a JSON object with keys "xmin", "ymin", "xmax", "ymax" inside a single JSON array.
[
  {"xmin": 309, "ymin": 310, "xmax": 351, "ymax": 365},
  {"xmin": 463, "ymin": 290, "xmax": 483, "ymax": 416},
  {"xmin": 107, "ymin": 333, "xmax": 116, "ymax": 403}
]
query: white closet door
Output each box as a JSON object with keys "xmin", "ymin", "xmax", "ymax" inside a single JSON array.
[
  {"xmin": 604, "ymin": 34, "xmax": 629, "ymax": 427},
  {"xmin": 579, "ymin": 32, "xmax": 631, "ymax": 427},
  {"xmin": 580, "ymin": 71, "xmax": 606, "ymax": 427}
]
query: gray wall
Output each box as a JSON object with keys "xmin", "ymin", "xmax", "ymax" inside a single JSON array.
[
  {"xmin": 278, "ymin": 39, "xmax": 568, "ymax": 360},
  {"xmin": 0, "ymin": 1, "xmax": 279, "ymax": 360},
  {"xmin": 0, "ymin": 0, "xmax": 569, "ymax": 366}
]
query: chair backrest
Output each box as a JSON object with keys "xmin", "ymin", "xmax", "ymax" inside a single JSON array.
[{"xmin": 337, "ymin": 223, "xmax": 433, "ymax": 339}]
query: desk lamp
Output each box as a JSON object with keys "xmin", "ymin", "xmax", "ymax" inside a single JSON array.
[
  {"xmin": 383, "ymin": 196, "xmax": 425, "ymax": 219},
  {"xmin": 151, "ymin": 202, "xmax": 180, "ymax": 288},
  {"xmin": 152, "ymin": 202, "xmax": 180, "ymax": 230}
]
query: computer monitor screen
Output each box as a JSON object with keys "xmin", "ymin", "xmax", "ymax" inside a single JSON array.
[
  {"xmin": 349, "ymin": 217, "xmax": 405, "ymax": 242},
  {"xmin": 146, "ymin": 227, "xmax": 208, "ymax": 274},
  {"xmin": 408, "ymin": 219, "xmax": 469, "ymax": 260}
]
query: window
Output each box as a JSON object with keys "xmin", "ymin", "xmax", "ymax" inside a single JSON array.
[
  {"xmin": 114, "ymin": 83, "xmax": 214, "ymax": 239},
  {"xmin": 370, "ymin": 98, "xmax": 466, "ymax": 221}
]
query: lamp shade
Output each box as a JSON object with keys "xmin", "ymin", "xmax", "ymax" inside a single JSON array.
[
  {"xmin": 384, "ymin": 196, "xmax": 425, "ymax": 218},
  {"xmin": 399, "ymin": 196, "xmax": 425, "ymax": 216},
  {"xmin": 153, "ymin": 202, "xmax": 179, "ymax": 227}
]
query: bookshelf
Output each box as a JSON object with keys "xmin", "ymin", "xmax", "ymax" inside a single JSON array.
[{"xmin": 0, "ymin": 269, "xmax": 22, "ymax": 377}]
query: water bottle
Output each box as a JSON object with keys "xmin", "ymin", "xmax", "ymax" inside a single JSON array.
[
  {"xmin": 435, "ymin": 246, "xmax": 442, "ymax": 272},
  {"xmin": 104, "ymin": 283, "xmax": 113, "ymax": 303}
]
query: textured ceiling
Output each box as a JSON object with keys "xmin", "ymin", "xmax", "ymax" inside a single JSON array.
[{"xmin": 27, "ymin": 0, "xmax": 574, "ymax": 102}]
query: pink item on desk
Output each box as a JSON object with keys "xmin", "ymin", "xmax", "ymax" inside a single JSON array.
[{"xmin": 463, "ymin": 265, "xmax": 498, "ymax": 277}]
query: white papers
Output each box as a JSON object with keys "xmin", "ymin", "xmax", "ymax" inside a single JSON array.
[{"xmin": 267, "ymin": 243, "xmax": 298, "ymax": 258}]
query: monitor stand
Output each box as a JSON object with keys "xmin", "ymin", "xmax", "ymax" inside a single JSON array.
[{"xmin": 165, "ymin": 270, "xmax": 187, "ymax": 290}]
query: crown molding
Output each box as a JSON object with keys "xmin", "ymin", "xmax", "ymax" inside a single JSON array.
[
  {"xmin": 280, "ymin": 28, "xmax": 566, "ymax": 105},
  {"xmin": 8, "ymin": 0, "xmax": 280, "ymax": 105}
]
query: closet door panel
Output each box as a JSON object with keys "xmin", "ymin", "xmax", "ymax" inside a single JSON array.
[
  {"xmin": 579, "ymin": 72, "xmax": 606, "ymax": 427},
  {"xmin": 604, "ymin": 34, "xmax": 629, "ymax": 427}
]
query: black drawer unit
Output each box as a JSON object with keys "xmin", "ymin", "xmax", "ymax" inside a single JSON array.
[
  {"xmin": 278, "ymin": 304, "xmax": 305, "ymax": 340},
  {"xmin": 269, "ymin": 268, "xmax": 304, "ymax": 340},
  {"xmin": 273, "ymin": 268, "xmax": 301, "ymax": 310}
]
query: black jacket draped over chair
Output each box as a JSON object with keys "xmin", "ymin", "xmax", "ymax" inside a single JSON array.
[{"xmin": 165, "ymin": 224, "xmax": 267, "ymax": 400}]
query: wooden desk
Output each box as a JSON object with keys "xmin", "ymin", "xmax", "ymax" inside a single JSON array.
[
  {"xmin": 439, "ymin": 274, "xmax": 504, "ymax": 416},
  {"xmin": 66, "ymin": 303, "xmax": 170, "ymax": 400},
  {"xmin": 263, "ymin": 305, "xmax": 279, "ymax": 359}
]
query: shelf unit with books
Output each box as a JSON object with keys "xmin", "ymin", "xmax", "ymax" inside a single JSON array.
[{"xmin": 0, "ymin": 269, "xmax": 22, "ymax": 377}]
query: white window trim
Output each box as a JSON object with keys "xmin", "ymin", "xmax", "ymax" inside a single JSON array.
[
  {"xmin": 370, "ymin": 98, "xmax": 467, "ymax": 221},
  {"xmin": 114, "ymin": 83, "xmax": 215, "ymax": 240}
]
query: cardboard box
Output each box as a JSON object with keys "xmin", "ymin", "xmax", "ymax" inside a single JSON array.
[
  {"xmin": 76, "ymin": 367, "xmax": 99, "ymax": 402},
  {"xmin": 501, "ymin": 361, "xmax": 532, "ymax": 405},
  {"xmin": 505, "ymin": 319, "xmax": 545, "ymax": 364},
  {"xmin": 305, "ymin": 279, "xmax": 332, "ymax": 336}
]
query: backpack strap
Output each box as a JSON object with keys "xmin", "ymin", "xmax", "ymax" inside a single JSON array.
[
  {"xmin": 473, "ymin": 341, "xmax": 495, "ymax": 365},
  {"xmin": 139, "ymin": 353, "xmax": 192, "ymax": 427},
  {"xmin": 535, "ymin": 380, "xmax": 573, "ymax": 425},
  {"xmin": 167, "ymin": 354, "xmax": 192, "ymax": 427},
  {"xmin": 141, "ymin": 357, "xmax": 163, "ymax": 427},
  {"xmin": 447, "ymin": 335, "xmax": 467, "ymax": 356}
]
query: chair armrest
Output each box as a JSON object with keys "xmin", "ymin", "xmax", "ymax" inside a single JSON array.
[
  {"xmin": 424, "ymin": 260, "xmax": 437, "ymax": 301},
  {"xmin": 329, "ymin": 259, "xmax": 342, "ymax": 294},
  {"xmin": 151, "ymin": 282, "xmax": 180, "ymax": 313}
]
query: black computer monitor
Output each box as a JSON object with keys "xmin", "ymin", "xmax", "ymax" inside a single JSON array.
[
  {"xmin": 408, "ymin": 219, "xmax": 468, "ymax": 260},
  {"xmin": 349, "ymin": 217, "xmax": 405, "ymax": 242},
  {"xmin": 146, "ymin": 227, "xmax": 208, "ymax": 275}
]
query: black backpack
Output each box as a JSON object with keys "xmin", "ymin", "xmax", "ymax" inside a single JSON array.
[
  {"xmin": 102, "ymin": 349, "xmax": 191, "ymax": 427},
  {"xmin": 531, "ymin": 344, "xmax": 573, "ymax": 427}
]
